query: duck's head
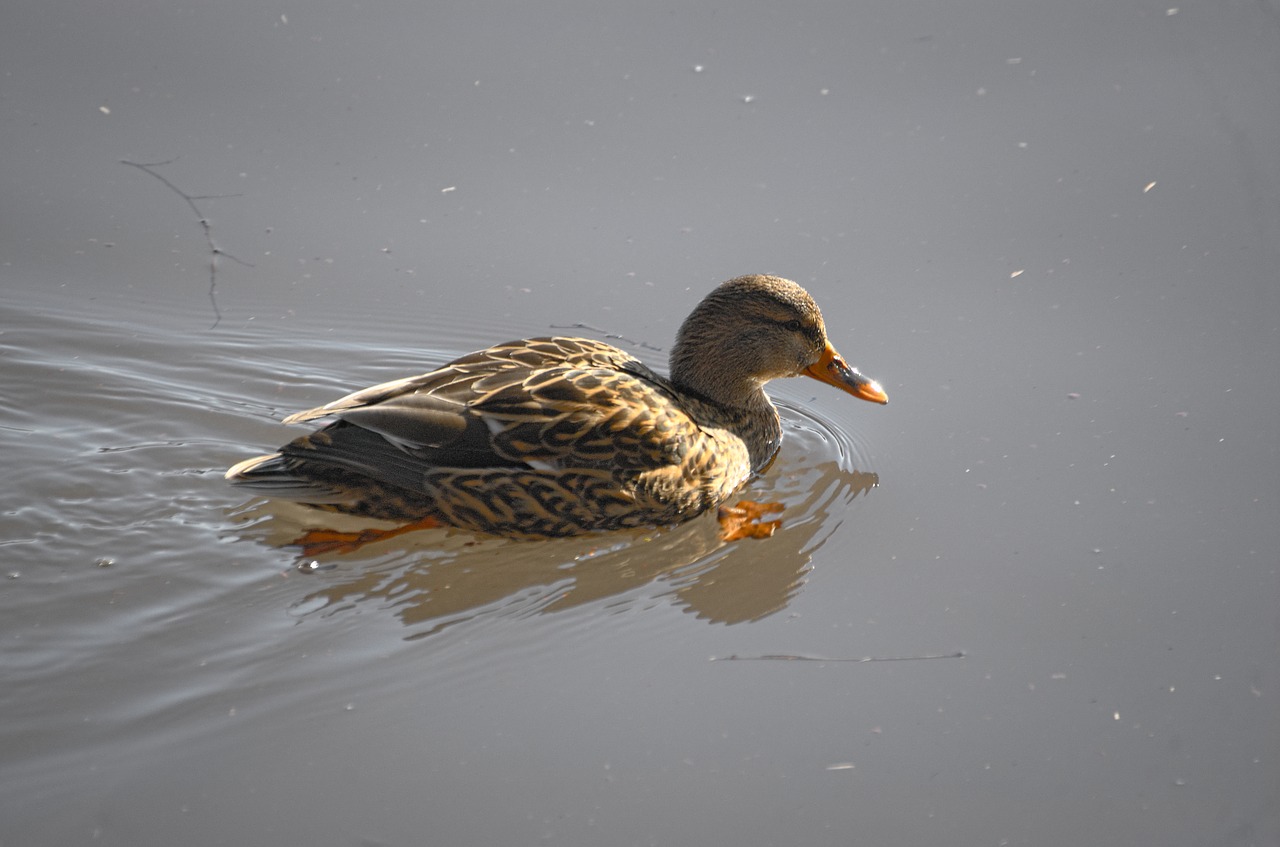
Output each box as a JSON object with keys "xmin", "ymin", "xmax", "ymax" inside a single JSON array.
[{"xmin": 670, "ymin": 274, "xmax": 888, "ymax": 409}]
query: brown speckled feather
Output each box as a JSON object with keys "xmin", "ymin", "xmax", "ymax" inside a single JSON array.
[{"xmin": 230, "ymin": 337, "xmax": 757, "ymax": 536}]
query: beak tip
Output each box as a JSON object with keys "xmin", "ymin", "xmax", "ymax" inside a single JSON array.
[
  {"xmin": 863, "ymin": 386, "xmax": 890, "ymax": 405},
  {"xmin": 853, "ymin": 376, "xmax": 888, "ymax": 406}
]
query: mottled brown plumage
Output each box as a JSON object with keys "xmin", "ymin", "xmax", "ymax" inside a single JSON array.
[{"xmin": 226, "ymin": 275, "xmax": 887, "ymax": 543}]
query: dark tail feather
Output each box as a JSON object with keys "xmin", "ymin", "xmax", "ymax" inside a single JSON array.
[{"xmin": 224, "ymin": 453, "xmax": 350, "ymax": 504}]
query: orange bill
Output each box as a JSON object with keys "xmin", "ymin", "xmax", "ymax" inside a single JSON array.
[{"xmin": 802, "ymin": 342, "xmax": 888, "ymax": 405}]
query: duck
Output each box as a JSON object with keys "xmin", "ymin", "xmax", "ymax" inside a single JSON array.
[{"xmin": 225, "ymin": 274, "xmax": 887, "ymax": 554}]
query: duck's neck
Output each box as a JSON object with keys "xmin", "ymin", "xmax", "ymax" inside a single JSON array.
[
  {"xmin": 669, "ymin": 359, "xmax": 770, "ymax": 412},
  {"xmin": 670, "ymin": 346, "xmax": 782, "ymax": 473},
  {"xmin": 735, "ymin": 399, "xmax": 784, "ymax": 472},
  {"xmin": 669, "ymin": 298, "xmax": 770, "ymax": 411}
]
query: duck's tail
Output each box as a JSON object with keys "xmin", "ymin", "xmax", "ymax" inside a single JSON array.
[{"xmin": 224, "ymin": 452, "xmax": 351, "ymax": 504}]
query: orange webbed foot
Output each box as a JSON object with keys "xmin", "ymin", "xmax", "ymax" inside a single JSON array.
[
  {"xmin": 292, "ymin": 516, "xmax": 443, "ymax": 557},
  {"xmin": 717, "ymin": 500, "xmax": 785, "ymax": 541}
]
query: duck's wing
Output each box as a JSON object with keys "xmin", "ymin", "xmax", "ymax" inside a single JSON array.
[{"xmin": 278, "ymin": 337, "xmax": 697, "ymax": 478}]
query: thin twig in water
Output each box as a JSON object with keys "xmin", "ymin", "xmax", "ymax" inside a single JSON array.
[
  {"xmin": 711, "ymin": 651, "xmax": 965, "ymax": 663},
  {"xmin": 121, "ymin": 158, "xmax": 254, "ymax": 329}
]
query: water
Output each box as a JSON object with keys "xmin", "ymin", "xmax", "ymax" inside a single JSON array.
[{"xmin": 3, "ymin": 2, "xmax": 1277, "ymax": 845}]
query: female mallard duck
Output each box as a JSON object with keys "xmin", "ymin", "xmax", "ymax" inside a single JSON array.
[{"xmin": 226, "ymin": 275, "xmax": 887, "ymax": 553}]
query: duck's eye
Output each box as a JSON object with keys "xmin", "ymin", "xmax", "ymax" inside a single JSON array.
[{"xmin": 783, "ymin": 319, "xmax": 803, "ymax": 332}]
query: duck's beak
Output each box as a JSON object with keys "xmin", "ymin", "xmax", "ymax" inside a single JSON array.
[{"xmin": 803, "ymin": 342, "xmax": 889, "ymax": 405}]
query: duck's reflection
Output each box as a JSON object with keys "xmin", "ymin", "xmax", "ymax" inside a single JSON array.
[{"xmin": 233, "ymin": 465, "xmax": 878, "ymax": 635}]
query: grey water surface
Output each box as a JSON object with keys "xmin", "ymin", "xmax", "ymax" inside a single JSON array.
[{"xmin": 2, "ymin": 2, "xmax": 1277, "ymax": 846}]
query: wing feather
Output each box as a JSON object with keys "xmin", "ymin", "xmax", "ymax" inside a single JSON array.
[{"xmin": 270, "ymin": 338, "xmax": 694, "ymax": 490}]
